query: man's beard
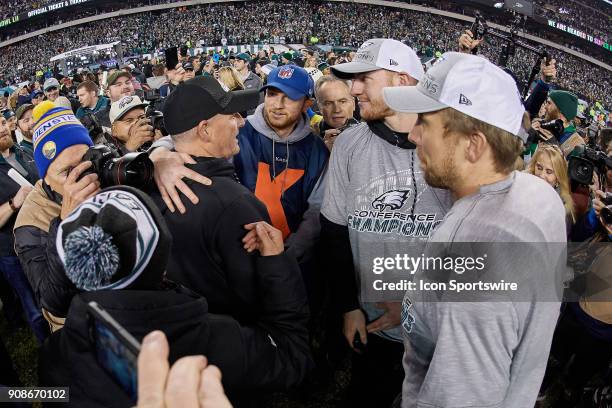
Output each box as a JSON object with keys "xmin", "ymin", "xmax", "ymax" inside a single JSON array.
[
  {"xmin": 0, "ymin": 133, "xmax": 14, "ymax": 152},
  {"xmin": 21, "ymin": 129, "xmax": 33, "ymax": 141},
  {"xmin": 420, "ymin": 148, "xmax": 459, "ymax": 190},
  {"xmin": 359, "ymin": 94, "xmax": 394, "ymax": 122},
  {"xmin": 545, "ymin": 105, "xmax": 560, "ymax": 122},
  {"xmin": 264, "ymin": 108, "xmax": 301, "ymax": 134}
]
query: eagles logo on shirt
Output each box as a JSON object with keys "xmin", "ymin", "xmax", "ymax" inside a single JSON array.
[{"xmin": 372, "ymin": 190, "xmax": 410, "ymax": 211}]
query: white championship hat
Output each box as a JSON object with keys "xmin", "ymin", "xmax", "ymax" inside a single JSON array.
[
  {"xmin": 383, "ymin": 52, "xmax": 525, "ymax": 138},
  {"xmin": 331, "ymin": 38, "xmax": 424, "ymax": 81}
]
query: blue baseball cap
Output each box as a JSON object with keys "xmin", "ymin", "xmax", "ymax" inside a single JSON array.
[
  {"xmin": 30, "ymin": 90, "xmax": 43, "ymax": 99},
  {"xmin": 260, "ymin": 66, "xmax": 314, "ymax": 101}
]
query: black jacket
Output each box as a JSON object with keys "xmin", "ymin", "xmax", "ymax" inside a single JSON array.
[
  {"xmin": 39, "ymin": 257, "xmax": 313, "ymax": 407},
  {"xmin": 149, "ymin": 156, "xmax": 278, "ymax": 322}
]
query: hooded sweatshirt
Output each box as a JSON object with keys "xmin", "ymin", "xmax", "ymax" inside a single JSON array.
[
  {"xmin": 234, "ymin": 104, "xmax": 329, "ymax": 260},
  {"xmin": 150, "ymin": 106, "xmax": 329, "ymax": 260}
]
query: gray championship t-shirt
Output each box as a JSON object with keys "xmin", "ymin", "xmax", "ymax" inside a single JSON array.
[
  {"xmin": 321, "ymin": 122, "xmax": 452, "ymax": 342},
  {"xmin": 401, "ymin": 171, "xmax": 567, "ymax": 408}
]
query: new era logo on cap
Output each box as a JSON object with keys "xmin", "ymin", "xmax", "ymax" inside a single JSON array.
[
  {"xmin": 459, "ymin": 94, "xmax": 472, "ymax": 106},
  {"xmin": 382, "ymin": 52, "xmax": 525, "ymax": 139}
]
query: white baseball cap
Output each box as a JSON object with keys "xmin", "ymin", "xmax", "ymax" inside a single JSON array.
[
  {"xmin": 331, "ymin": 39, "xmax": 424, "ymax": 81},
  {"xmin": 383, "ymin": 52, "xmax": 525, "ymax": 137},
  {"xmin": 110, "ymin": 95, "xmax": 148, "ymax": 124}
]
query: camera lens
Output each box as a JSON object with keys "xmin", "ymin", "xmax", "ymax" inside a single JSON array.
[{"xmin": 107, "ymin": 153, "xmax": 154, "ymax": 189}]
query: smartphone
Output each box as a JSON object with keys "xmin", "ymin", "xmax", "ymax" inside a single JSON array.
[
  {"xmin": 88, "ymin": 301, "xmax": 141, "ymax": 402},
  {"xmin": 179, "ymin": 45, "xmax": 188, "ymax": 58},
  {"xmin": 165, "ymin": 46, "xmax": 179, "ymax": 70}
]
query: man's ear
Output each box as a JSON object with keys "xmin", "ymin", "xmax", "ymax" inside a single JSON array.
[
  {"xmin": 302, "ymin": 98, "xmax": 314, "ymax": 113},
  {"xmin": 396, "ymin": 72, "xmax": 417, "ymax": 86},
  {"xmin": 465, "ymin": 130, "xmax": 488, "ymax": 164},
  {"xmin": 197, "ymin": 120, "xmax": 210, "ymax": 141}
]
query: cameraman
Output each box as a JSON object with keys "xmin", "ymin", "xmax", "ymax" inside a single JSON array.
[
  {"xmin": 532, "ymin": 91, "xmax": 584, "ymax": 157},
  {"xmin": 13, "ymin": 101, "xmax": 99, "ymax": 329},
  {"xmin": 109, "ymin": 95, "xmax": 154, "ymax": 154}
]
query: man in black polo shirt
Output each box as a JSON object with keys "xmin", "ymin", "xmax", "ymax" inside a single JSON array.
[{"xmin": 0, "ymin": 114, "xmax": 48, "ymax": 343}]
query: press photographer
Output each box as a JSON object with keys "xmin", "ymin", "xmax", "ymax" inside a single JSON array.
[
  {"xmin": 532, "ymin": 91, "xmax": 584, "ymax": 157},
  {"xmin": 13, "ymin": 101, "xmax": 153, "ymax": 329},
  {"xmin": 109, "ymin": 95, "xmax": 156, "ymax": 154}
]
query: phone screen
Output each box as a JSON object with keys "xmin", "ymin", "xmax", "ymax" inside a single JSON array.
[
  {"xmin": 165, "ymin": 47, "xmax": 179, "ymax": 70},
  {"xmin": 89, "ymin": 302, "xmax": 140, "ymax": 402}
]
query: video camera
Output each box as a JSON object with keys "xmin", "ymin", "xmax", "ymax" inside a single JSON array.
[
  {"xmin": 80, "ymin": 145, "xmax": 154, "ymax": 189},
  {"xmin": 568, "ymin": 145, "xmax": 612, "ymax": 186}
]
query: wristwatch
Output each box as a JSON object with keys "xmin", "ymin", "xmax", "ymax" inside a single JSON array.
[{"xmin": 8, "ymin": 199, "xmax": 17, "ymax": 212}]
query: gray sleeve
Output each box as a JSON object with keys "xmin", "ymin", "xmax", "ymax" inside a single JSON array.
[
  {"xmin": 284, "ymin": 166, "xmax": 327, "ymax": 261},
  {"xmin": 149, "ymin": 135, "xmax": 175, "ymax": 151},
  {"xmin": 415, "ymin": 302, "xmax": 519, "ymax": 407},
  {"xmin": 320, "ymin": 132, "xmax": 352, "ymax": 226}
]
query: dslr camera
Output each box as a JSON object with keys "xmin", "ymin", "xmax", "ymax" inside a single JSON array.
[
  {"xmin": 80, "ymin": 145, "xmax": 154, "ymax": 189},
  {"xmin": 568, "ymin": 145, "xmax": 612, "ymax": 186},
  {"xmin": 526, "ymin": 119, "xmax": 564, "ymax": 146},
  {"xmin": 142, "ymin": 89, "xmax": 168, "ymax": 137}
]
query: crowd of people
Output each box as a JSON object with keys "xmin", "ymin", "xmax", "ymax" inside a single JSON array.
[
  {"xmin": 0, "ymin": 2, "xmax": 610, "ymax": 110},
  {"xmin": 0, "ymin": 5, "xmax": 611, "ymax": 408},
  {"xmin": 1, "ymin": 0, "xmax": 610, "ymax": 43},
  {"xmin": 534, "ymin": 0, "xmax": 611, "ymax": 41}
]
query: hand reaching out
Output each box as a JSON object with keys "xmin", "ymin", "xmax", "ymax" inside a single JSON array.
[{"xmin": 242, "ymin": 221, "xmax": 284, "ymax": 256}]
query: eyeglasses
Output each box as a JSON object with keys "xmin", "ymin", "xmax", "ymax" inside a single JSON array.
[
  {"xmin": 45, "ymin": 87, "xmax": 58, "ymax": 92},
  {"xmin": 118, "ymin": 113, "xmax": 147, "ymax": 125}
]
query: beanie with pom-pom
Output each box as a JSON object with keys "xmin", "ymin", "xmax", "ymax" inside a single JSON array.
[
  {"xmin": 32, "ymin": 100, "xmax": 92, "ymax": 178},
  {"xmin": 56, "ymin": 186, "xmax": 172, "ymax": 291}
]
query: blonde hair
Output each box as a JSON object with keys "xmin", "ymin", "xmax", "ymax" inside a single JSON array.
[
  {"xmin": 439, "ymin": 108, "xmax": 524, "ymax": 174},
  {"xmin": 526, "ymin": 144, "xmax": 575, "ymax": 221},
  {"xmin": 218, "ymin": 67, "xmax": 245, "ymax": 91}
]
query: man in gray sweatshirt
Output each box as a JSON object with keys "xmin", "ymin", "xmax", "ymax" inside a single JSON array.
[{"xmin": 383, "ymin": 52, "xmax": 567, "ymax": 407}]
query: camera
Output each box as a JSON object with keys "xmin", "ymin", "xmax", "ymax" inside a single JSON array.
[
  {"xmin": 568, "ymin": 145, "xmax": 612, "ymax": 185},
  {"xmin": 145, "ymin": 106, "xmax": 168, "ymax": 137},
  {"xmin": 80, "ymin": 145, "xmax": 154, "ymax": 189},
  {"xmin": 143, "ymin": 89, "xmax": 161, "ymax": 102},
  {"xmin": 539, "ymin": 119, "xmax": 564, "ymax": 140},
  {"xmin": 80, "ymin": 113, "xmax": 106, "ymax": 144}
]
